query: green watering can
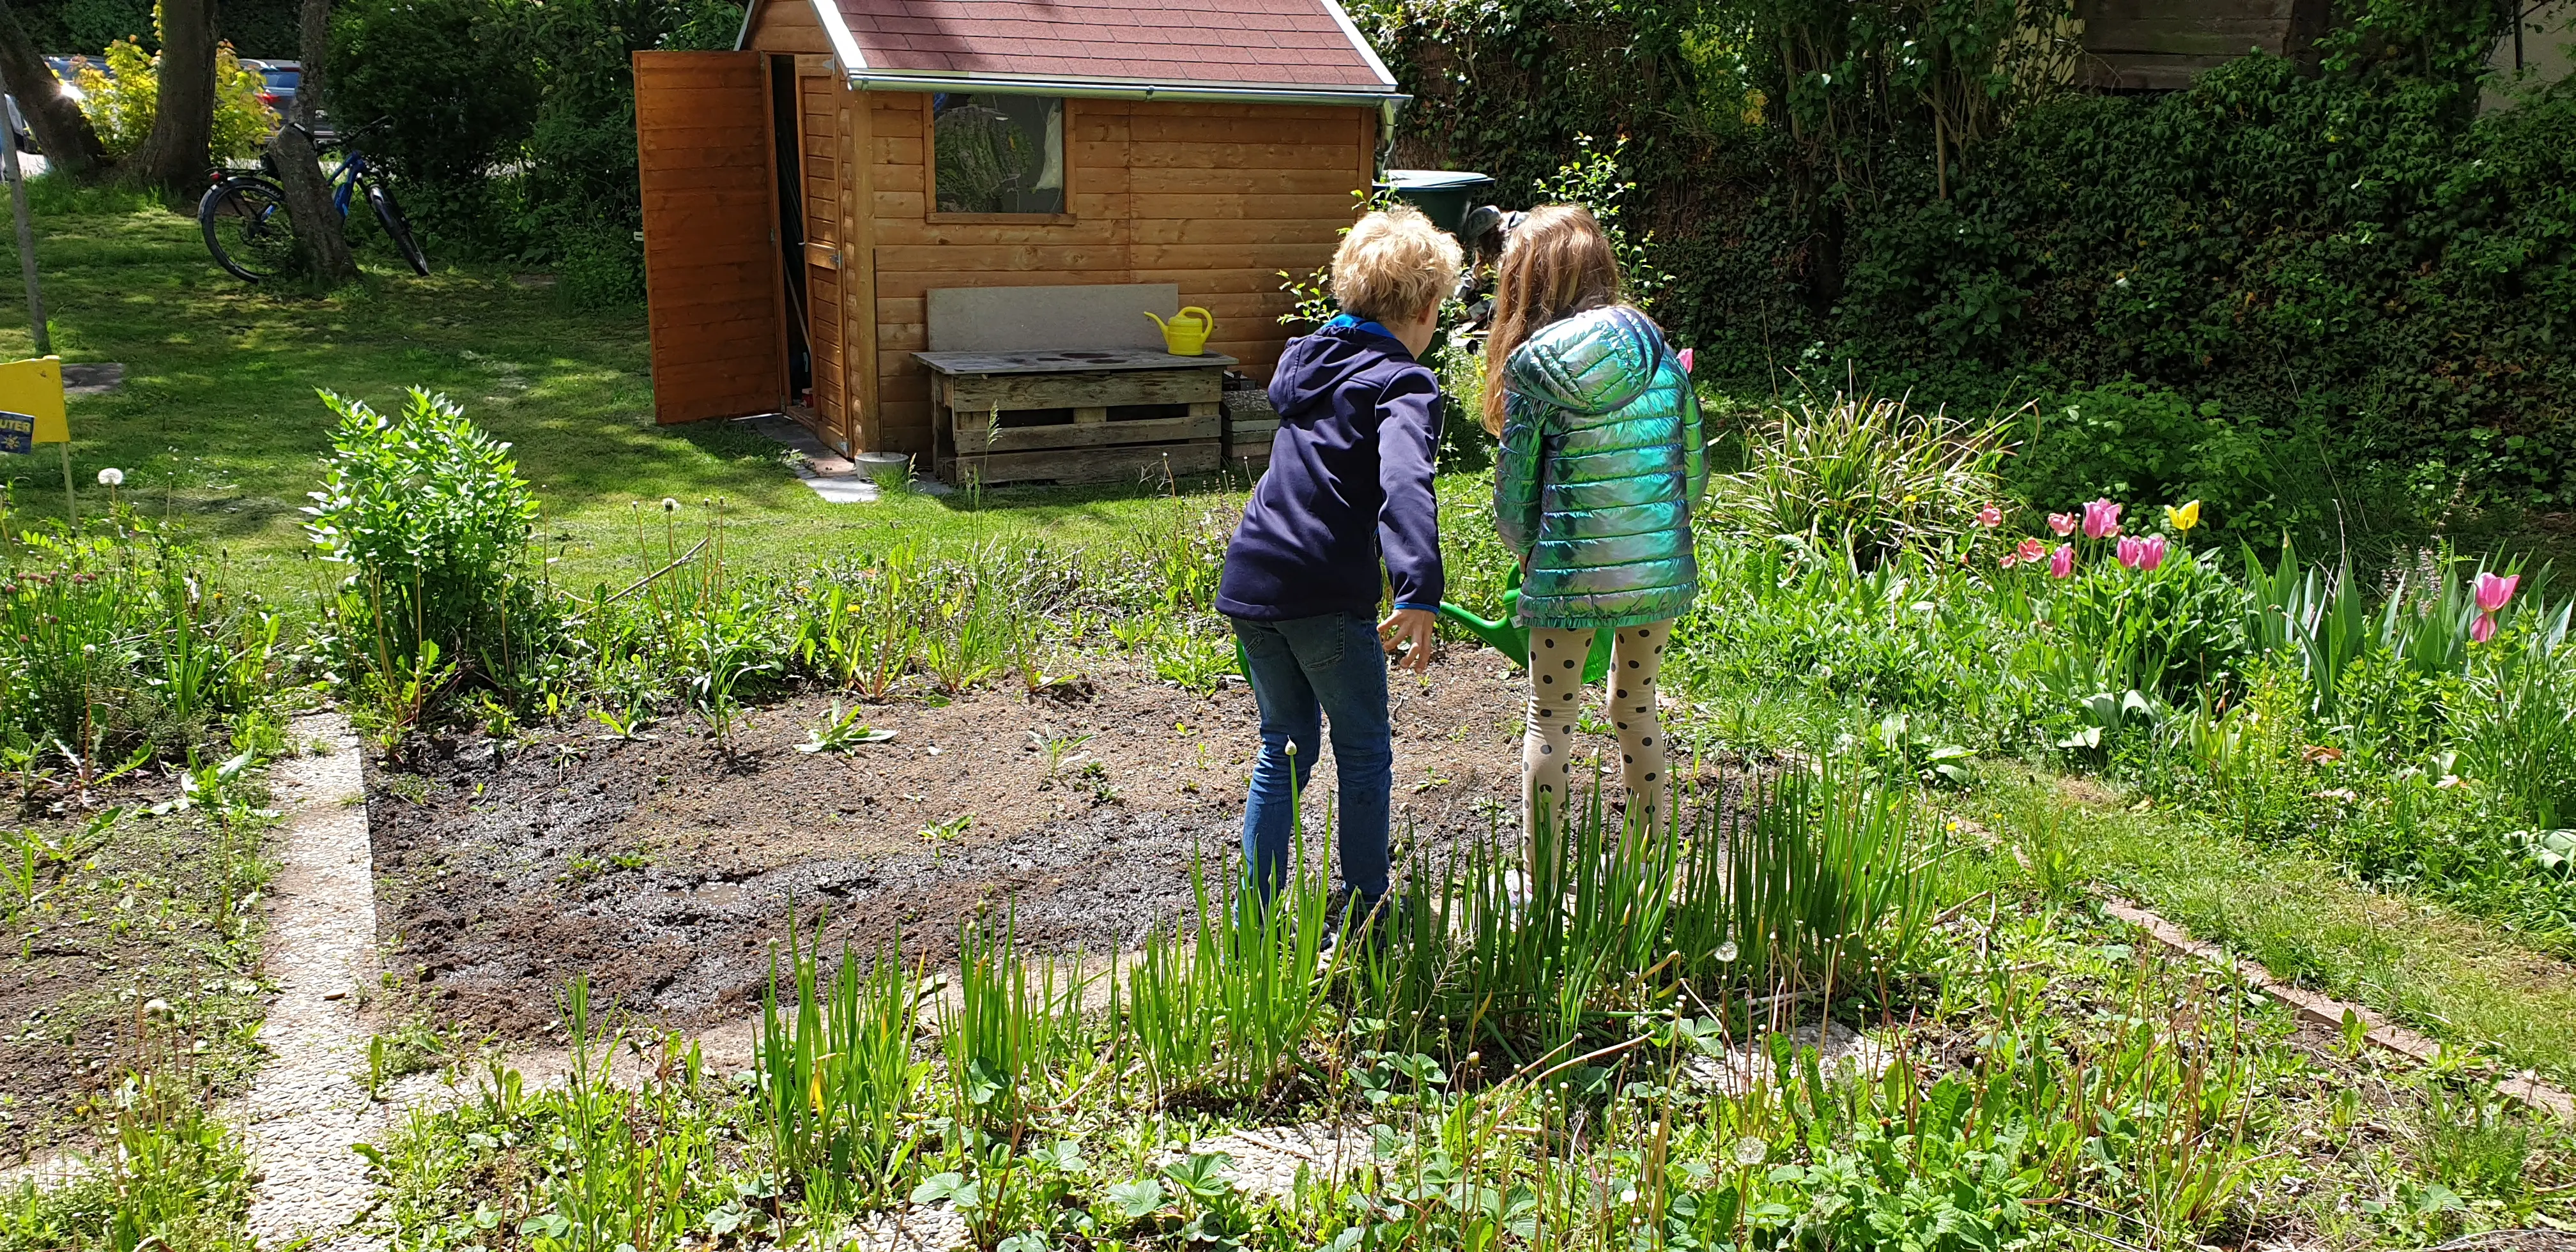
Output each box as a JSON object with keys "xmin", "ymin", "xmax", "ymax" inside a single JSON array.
[{"xmin": 1436, "ymin": 565, "xmax": 1614, "ymax": 682}]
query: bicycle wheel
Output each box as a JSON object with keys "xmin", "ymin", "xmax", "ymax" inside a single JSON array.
[
  {"xmin": 199, "ymin": 177, "xmax": 295, "ymax": 282},
  {"xmin": 366, "ymin": 182, "xmax": 429, "ymax": 277}
]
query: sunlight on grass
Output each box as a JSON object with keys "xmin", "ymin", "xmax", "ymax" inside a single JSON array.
[
  {"xmin": 0, "ymin": 183, "xmax": 1266, "ymax": 594},
  {"xmin": 1958, "ymin": 767, "xmax": 2576, "ymax": 1087}
]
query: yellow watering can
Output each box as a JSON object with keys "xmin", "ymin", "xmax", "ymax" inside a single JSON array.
[{"xmin": 1145, "ymin": 307, "xmax": 1215, "ymax": 355}]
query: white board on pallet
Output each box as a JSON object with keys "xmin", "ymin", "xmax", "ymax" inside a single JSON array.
[{"xmin": 926, "ymin": 284, "xmax": 1182, "ymax": 354}]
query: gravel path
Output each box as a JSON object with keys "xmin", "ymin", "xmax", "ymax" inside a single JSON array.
[{"xmin": 240, "ymin": 714, "xmax": 388, "ymax": 1251}]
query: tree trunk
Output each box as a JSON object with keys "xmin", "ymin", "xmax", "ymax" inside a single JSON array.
[
  {"xmin": 125, "ymin": 0, "xmax": 218, "ymax": 199},
  {"xmin": 270, "ymin": 0, "xmax": 353, "ymax": 281},
  {"xmin": 0, "ymin": 0, "xmax": 108, "ymax": 179}
]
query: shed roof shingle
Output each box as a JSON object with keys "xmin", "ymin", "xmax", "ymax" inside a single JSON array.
[{"xmin": 822, "ymin": 0, "xmax": 1394, "ymax": 90}]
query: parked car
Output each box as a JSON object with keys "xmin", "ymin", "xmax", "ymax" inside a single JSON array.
[
  {"xmin": 243, "ymin": 59, "xmax": 298, "ymax": 116},
  {"xmin": 43, "ymin": 56, "xmax": 100, "ymax": 103}
]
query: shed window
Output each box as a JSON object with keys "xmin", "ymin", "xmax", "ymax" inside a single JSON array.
[{"xmin": 931, "ymin": 93, "xmax": 1065, "ymax": 216}]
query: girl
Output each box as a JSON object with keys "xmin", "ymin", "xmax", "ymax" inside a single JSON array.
[{"xmin": 1486, "ymin": 205, "xmax": 1705, "ymax": 842}]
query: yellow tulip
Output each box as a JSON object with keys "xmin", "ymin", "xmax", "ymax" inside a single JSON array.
[{"xmin": 2165, "ymin": 500, "xmax": 2202, "ymax": 533}]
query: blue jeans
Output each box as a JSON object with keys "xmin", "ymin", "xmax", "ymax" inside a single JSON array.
[{"xmin": 1230, "ymin": 612, "xmax": 1392, "ymax": 906}]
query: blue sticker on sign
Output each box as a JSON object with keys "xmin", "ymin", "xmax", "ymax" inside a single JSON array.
[{"xmin": 0, "ymin": 410, "xmax": 34, "ymax": 454}]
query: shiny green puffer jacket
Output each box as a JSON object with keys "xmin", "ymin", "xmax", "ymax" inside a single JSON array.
[{"xmin": 1494, "ymin": 305, "xmax": 1706, "ymax": 630}]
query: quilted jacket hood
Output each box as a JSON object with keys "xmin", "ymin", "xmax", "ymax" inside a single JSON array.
[{"xmin": 1506, "ymin": 306, "xmax": 1664, "ymax": 416}]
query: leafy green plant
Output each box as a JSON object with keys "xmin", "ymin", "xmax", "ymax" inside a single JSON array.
[{"xmin": 304, "ymin": 389, "xmax": 555, "ymax": 698}]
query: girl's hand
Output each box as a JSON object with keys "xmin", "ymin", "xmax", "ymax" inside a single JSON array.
[{"xmin": 1379, "ymin": 607, "xmax": 1436, "ymax": 674}]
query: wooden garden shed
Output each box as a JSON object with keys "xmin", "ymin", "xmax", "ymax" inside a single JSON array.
[{"xmin": 632, "ymin": 0, "xmax": 1406, "ymax": 478}]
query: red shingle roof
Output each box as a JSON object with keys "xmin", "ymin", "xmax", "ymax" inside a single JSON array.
[{"xmin": 824, "ymin": 0, "xmax": 1395, "ymax": 91}]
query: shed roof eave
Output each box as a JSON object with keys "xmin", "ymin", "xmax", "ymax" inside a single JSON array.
[{"xmin": 843, "ymin": 67, "xmax": 1407, "ymax": 108}]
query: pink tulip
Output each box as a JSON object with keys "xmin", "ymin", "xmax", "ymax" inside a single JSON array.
[
  {"xmin": 2115, "ymin": 536, "xmax": 2143, "ymax": 570},
  {"xmin": 2475, "ymin": 572, "xmax": 2518, "ymax": 614},
  {"xmin": 2136, "ymin": 535, "xmax": 2167, "ymax": 572},
  {"xmin": 2083, "ymin": 498, "xmax": 2122, "ymax": 540},
  {"xmin": 2049, "ymin": 544, "xmax": 2074, "ymax": 579},
  {"xmin": 2047, "ymin": 512, "xmax": 2077, "ymax": 537},
  {"xmin": 2016, "ymin": 538, "xmax": 2046, "ymax": 563},
  {"xmin": 1975, "ymin": 504, "xmax": 2004, "ymax": 528},
  {"xmin": 2471, "ymin": 613, "xmax": 2498, "ymax": 644}
]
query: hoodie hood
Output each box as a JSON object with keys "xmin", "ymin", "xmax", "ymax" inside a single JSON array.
[
  {"xmin": 1269, "ymin": 324, "xmax": 1412, "ymax": 419},
  {"xmin": 1506, "ymin": 306, "xmax": 1664, "ymax": 416}
]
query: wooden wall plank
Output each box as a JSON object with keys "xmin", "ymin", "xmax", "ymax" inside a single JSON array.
[{"xmin": 744, "ymin": 0, "xmax": 831, "ymax": 54}]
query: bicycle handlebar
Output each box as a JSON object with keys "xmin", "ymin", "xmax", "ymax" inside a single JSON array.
[{"xmin": 280, "ymin": 116, "xmax": 392, "ymax": 150}]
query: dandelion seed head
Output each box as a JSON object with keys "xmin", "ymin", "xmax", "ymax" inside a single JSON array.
[
  {"xmin": 1732, "ymin": 1136, "xmax": 1768, "ymax": 1166},
  {"xmin": 96, "ymin": 468, "xmax": 124, "ymax": 487},
  {"xmin": 1714, "ymin": 940, "xmax": 1740, "ymax": 963},
  {"xmin": 661, "ymin": 498, "xmax": 680, "ymax": 512}
]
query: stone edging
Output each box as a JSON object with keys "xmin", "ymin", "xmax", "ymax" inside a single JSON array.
[
  {"xmin": 2102, "ymin": 898, "xmax": 2576, "ymax": 1123},
  {"xmin": 238, "ymin": 712, "xmax": 388, "ymax": 1250}
]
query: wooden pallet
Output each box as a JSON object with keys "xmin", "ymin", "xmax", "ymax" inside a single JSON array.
[
  {"xmin": 1222, "ymin": 388, "xmax": 1280, "ymax": 473},
  {"xmin": 917, "ymin": 348, "xmax": 1238, "ymax": 487}
]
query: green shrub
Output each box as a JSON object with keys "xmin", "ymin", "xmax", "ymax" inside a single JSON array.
[
  {"xmin": 330, "ymin": 0, "xmax": 538, "ymax": 196},
  {"xmin": 73, "ymin": 38, "xmax": 275, "ymax": 164},
  {"xmin": 302, "ymin": 389, "xmax": 554, "ymax": 694}
]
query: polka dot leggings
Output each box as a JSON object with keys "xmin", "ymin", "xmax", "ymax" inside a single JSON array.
[{"xmin": 1522, "ymin": 619, "xmax": 1675, "ymax": 840}]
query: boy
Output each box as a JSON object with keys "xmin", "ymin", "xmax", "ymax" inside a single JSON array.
[{"xmin": 1216, "ymin": 206, "xmax": 1464, "ymax": 912}]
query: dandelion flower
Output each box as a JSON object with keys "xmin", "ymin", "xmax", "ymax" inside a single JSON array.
[{"xmin": 96, "ymin": 468, "xmax": 124, "ymax": 487}]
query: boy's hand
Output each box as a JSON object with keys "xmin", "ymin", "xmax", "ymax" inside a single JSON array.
[{"xmin": 1379, "ymin": 607, "xmax": 1436, "ymax": 674}]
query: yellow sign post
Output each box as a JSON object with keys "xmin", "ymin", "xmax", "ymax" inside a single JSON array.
[{"xmin": 0, "ymin": 355, "xmax": 70, "ymax": 521}]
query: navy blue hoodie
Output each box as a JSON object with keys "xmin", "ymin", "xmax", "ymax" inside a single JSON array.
[{"xmin": 1216, "ymin": 320, "xmax": 1445, "ymax": 621}]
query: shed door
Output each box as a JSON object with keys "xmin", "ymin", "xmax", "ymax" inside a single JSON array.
[
  {"xmin": 635, "ymin": 50, "xmax": 786, "ymax": 425},
  {"xmin": 795, "ymin": 59, "xmax": 847, "ymax": 452}
]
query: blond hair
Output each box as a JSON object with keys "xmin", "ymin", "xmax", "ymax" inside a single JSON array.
[
  {"xmin": 1480, "ymin": 205, "xmax": 1624, "ymax": 435},
  {"xmin": 1330, "ymin": 206, "xmax": 1464, "ymax": 326}
]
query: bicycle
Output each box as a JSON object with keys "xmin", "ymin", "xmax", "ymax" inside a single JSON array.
[{"xmin": 199, "ymin": 118, "xmax": 428, "ymax": 282}]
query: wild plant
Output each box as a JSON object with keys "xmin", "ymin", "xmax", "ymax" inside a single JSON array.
[
  {"xmin": 2450, "ymin": 609, "xmax": 2576, "ymax": 832},
  {"xmin": 1117, "ymin": 851, "xmax": 1338, "ymax": 1103},
  {"xmin": 1027, "ymin": 728, "xmax": 1092, "ymax": 781},
  {"xmin": 505, "ymin": 978, "xmax": 732, "ymax": 1252},
  {"xmin": 1710, "ymin": 388, "xmax": 2019, "ymax": 568},
  {"xmin": 1144, "ymin": 625, "xmax": 1239, "ymax": 693},
  {"xmin": 755, "ymin": 924, "xmax": 924, "ymax": 1210},
  {"xmin": 942, "ymin": 916, "xmax": 1093, "ymax": 1129},
  {"xmin": 797, "ymin": 703, "xmax": 896, "ymax": 755},
  {"xmin": 303, "ymin": 389, "xmax": 556, "ymax": 699}
]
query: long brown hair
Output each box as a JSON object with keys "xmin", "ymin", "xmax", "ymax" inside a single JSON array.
[{"xmin": 1480, "ymin": 204, "xmax": 1625, "ymax": 436}]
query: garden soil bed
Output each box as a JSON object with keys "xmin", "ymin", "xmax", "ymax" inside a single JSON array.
[
  {"xmin": 2, "ymin": 782, "xmax": 270, "ymax": 1159},
  {"xmin": 370, "ymin": 650, "xmax": 1739, "ymax": 1042}
]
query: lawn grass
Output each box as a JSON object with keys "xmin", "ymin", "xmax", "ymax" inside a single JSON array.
[
  {"xmin": 0, "ymin": 181, "xmax": 1256, "ymax": 597},
  {"xmin": 1956, "ymin": 766, "xmax": 2576, "ymax": 1090}
]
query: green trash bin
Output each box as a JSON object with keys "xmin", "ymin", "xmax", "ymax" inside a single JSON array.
[{"xmin": 1377, "ymin": 170, "xmax": 1497, "ymax": 235}]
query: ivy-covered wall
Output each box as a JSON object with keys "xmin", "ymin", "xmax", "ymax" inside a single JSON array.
[{"xmin": 1361, "ymin": 0, "xmax": 2576, "ymax": 547}]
